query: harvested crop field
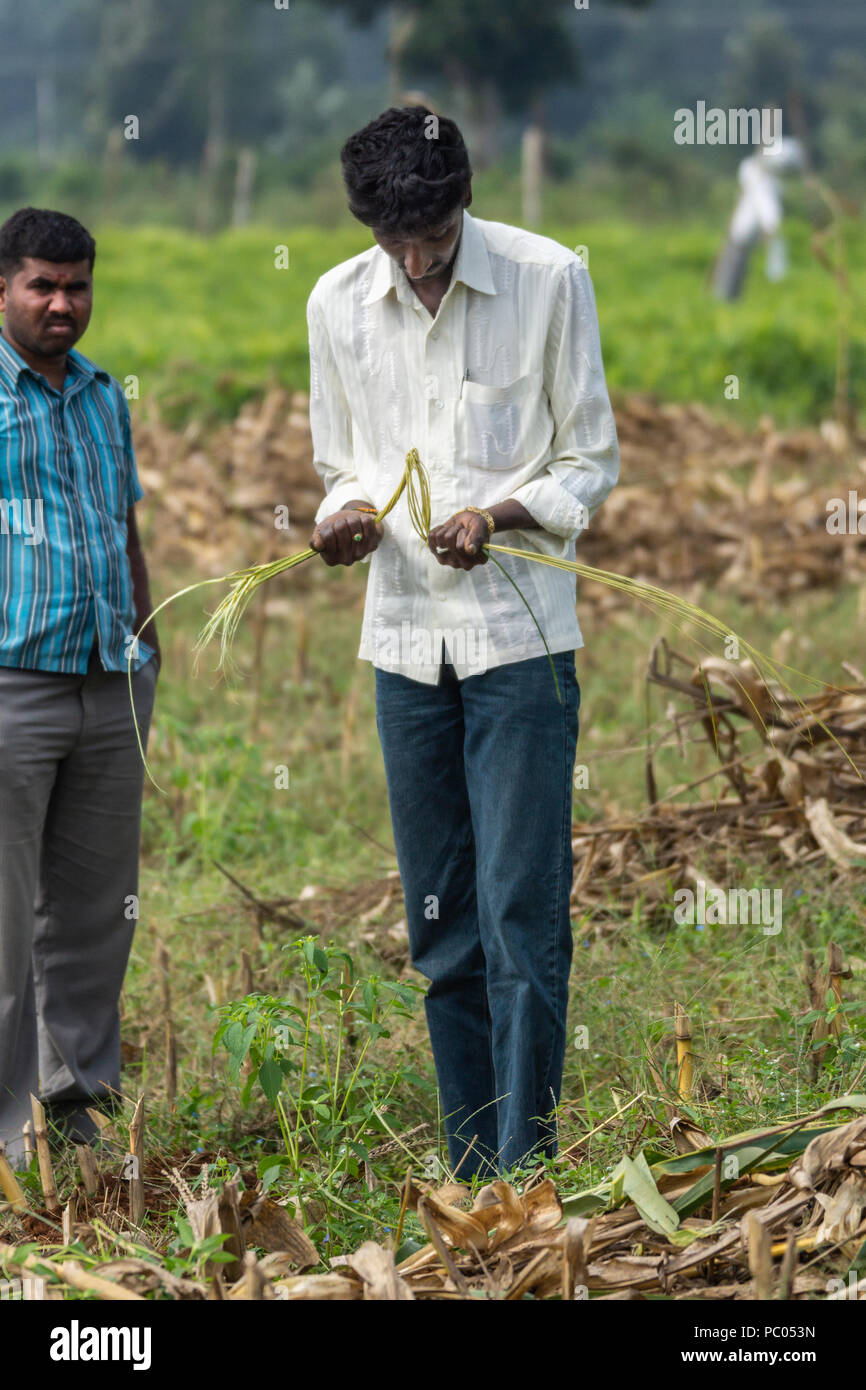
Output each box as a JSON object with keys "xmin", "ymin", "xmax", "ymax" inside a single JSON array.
[{"xmin": 2, "ymin": 393, "xmax": 864, "ymax": 1312}]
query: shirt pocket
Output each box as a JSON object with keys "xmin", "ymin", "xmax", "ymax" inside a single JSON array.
[
  {"xmin": 456, "ymin": 371, "xmax": 549, "ymax": 471},
  {"xmin": 94, "ymin": 441, "xmax": 133, "ymax": 522}
]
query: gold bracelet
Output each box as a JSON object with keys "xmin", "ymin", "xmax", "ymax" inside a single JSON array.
[{"xmin": 463, "ymin": 505, "xmax": 495, "ymax": 537}]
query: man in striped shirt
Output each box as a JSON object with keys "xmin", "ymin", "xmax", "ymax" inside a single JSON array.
[
  {"xmin": 309, "ymin": 109, "xmax": 619, "ymax": 1178},
  {"xmin": 0, "ymin": 207, "xmax": 159, "ymax": 1166}
]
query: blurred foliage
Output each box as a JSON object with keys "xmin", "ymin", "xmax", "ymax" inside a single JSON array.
[
  {"xmin": 722, "ymin": 12, "xmax": 806, "ymax": 112},
  {"xmin": 0, "ymin": 0, "xmax": 865, "ymax": 230}
]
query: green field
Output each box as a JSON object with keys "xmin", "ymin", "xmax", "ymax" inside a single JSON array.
[{"xmin": 78, "ymin": 215, "xmax": 866, "ymax": 429}]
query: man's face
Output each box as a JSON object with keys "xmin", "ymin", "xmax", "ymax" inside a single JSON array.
[
  {"xmin": 372, "ymin": 206, "xmax": 464, "ymax": 284},
  {"xmin": 0, "ymin": 257, "xmax": 93, "ymax": 358}
]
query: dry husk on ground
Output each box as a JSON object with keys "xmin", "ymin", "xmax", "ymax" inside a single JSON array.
[
  {"xmin": 570, "ymin": 639, "xmax": 866, "ymax": 925},
  {"xmin": 133, "ymin": 389, "xmax": 866, "ymax": 608},
  {"xmin": 134, "ymin": 389, "xmax": 321, "ymax": 579},
  {"xmin": 583, "ymin": 395, "xmax": 866, "ymax": 608},
  {"xmin": 2, "ymin": 1102, "xmax": 865, "ymax": 1300},
  {"xmin": 313, "ymin": 1102, "xmax": 866, "ymax": 1302}
]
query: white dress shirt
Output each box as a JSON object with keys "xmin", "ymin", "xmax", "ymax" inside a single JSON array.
[{"xmin": 307, "ymin": 209, "xmax": 619, "ymax": 684}]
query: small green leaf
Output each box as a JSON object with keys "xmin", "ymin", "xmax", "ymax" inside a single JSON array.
[
  {"xmin": 616, "ymin": 1153, "xmax": 680, "ymax": 1237},
  {"xmin": 222, "ymin": 1021, "xmax": 244, "ymax": 1059},
  {"xmin": 258, "ymin": 1057, "xmax": 283, "ymax": 1105},
  {"xmin": 259, "ymin": 1160, "xmax": 284, "ymax": 1190}
]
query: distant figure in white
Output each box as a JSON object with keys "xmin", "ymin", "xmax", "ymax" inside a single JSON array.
[{"xmin": 712, "ymin": 137, "xmax": 804, "ymax": 300}]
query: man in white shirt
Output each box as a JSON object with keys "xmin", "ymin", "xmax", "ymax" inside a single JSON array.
[{"xmin": 308, "ymin": 106, "xmax": 619, "ymax": 1178}]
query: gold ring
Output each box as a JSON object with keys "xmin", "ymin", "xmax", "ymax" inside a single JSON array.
[{"xmin": 352, "ymin": 533, "xmax": 363, "ymax": 542}]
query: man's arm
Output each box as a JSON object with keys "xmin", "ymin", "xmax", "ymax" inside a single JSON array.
[
  {"xmin": 506, "ymin": 257, "xmax": 619, "ymax": 538},
  {"xmin": 306, "ymin": 290, "xmax": 385, "ymax": 566},
  {"xmin": 126, "ymin": 506, "xmax": 160, "ymax": 664}
]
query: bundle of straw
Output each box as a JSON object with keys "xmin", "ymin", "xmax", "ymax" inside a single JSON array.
[
  {"xmin": 195, "ymin": 449, "xmax": 431, "ymax": 675},
  {"xmin": 129, "ymin": 448, "xmax": 858, "ymax": 789}
]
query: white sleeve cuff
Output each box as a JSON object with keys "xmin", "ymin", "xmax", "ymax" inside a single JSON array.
[
  {"xmin": 314, "ymin": 483, "xmax": 375, "ymax": 527},
  {"xmin": 508, "ymin": 475, "xmax": 591, "ymax": 541}
]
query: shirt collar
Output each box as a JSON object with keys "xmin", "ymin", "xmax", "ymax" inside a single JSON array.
[
  {"xmin": 362, "ymin": 209, "xmax": 496, "ymax": 307},
  {"xmin": 0, "ymin": 331, "xmax": 109, "ymax": 391}
]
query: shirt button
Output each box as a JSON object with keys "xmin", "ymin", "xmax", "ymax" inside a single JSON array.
[
  {"xmin": 431, "ymin": 330, "xmax": 439, "ymax": 339},
  {"xmin": 435, "ymin": 400, "xmax": 445, "ymax": 410}
]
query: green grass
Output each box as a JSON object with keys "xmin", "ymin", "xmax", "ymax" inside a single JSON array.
[
  {"xmin": 76, "ymin": 214, "xmax": 866, "ymax": 428},
  {"xmin": 86, "ymin": 558, "xmax": 860, "ymax": 1264}
]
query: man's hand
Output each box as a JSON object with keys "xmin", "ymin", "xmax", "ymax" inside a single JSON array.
[
  {"xmin": 310, "ymin": 505, "xmax": 383, "ymax": 567},
  {"xmin": 428, "ymin": 510, "xmax": 491, "ymax": 570}
]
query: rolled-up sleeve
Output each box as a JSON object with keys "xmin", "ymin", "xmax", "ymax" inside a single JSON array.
[
  {"xmin": 508, "ymin": 259, "xmax": 619, "ymax": 541},
  {"xmin": 307, "ymin": 287, "xmax": 374, "ymax": 525}
]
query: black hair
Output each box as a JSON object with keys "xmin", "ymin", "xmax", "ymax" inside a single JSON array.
[
  {"xmin": 0, "ymin": 207, "xmax": 96, "ymax": 278},
  {"xmin": 340, "ymin": 106, "xmax": 472, "ymax": 236}
]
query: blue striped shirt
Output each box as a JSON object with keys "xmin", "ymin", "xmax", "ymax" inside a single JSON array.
[{"xmin": 0, "ymin": 332, "xmax": 153, "ymax": 673}]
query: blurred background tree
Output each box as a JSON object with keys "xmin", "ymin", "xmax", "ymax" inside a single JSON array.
[{"xmin": 0, "ymin": 0, "xmax": 863, "ymax": 228}]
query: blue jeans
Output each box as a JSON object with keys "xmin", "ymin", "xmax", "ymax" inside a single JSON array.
[{"xmin": 375, "ymin": 649, "xmax": 579, "ymax": 1178}]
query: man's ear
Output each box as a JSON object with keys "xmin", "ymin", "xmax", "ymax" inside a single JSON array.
[
  {"xmin": 0, "ymin": 275, "xmax": 6, "ymax": 312},
  {"xmin": 463, "ymin": 188, "xmax": 472, "ymax": 212}
]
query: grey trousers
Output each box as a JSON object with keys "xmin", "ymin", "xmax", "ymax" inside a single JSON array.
[{"xmin": 0, "ymin": 649, "xmax": 157, "ymax": 1164}]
